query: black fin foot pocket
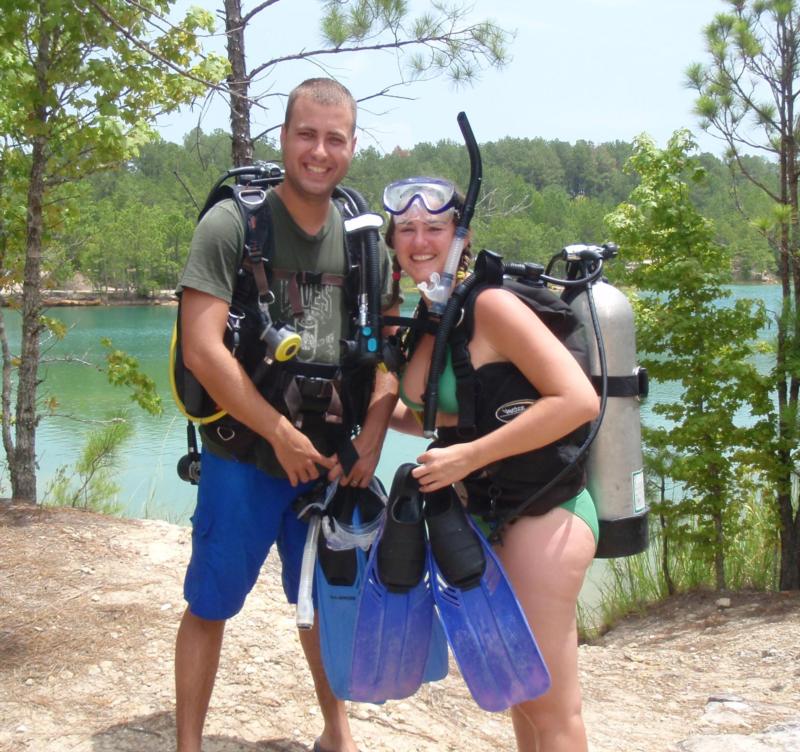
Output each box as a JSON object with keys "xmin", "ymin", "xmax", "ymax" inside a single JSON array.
[
  {"xmin": 377, "ymin": 463, "xmax": 427, "ymax": 593},
  {"xmin": 424, "ymin": 486, "xmax": 486, "ymax": 590}
]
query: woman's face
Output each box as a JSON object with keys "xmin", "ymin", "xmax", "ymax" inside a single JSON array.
[{"xmin": 391, "ymin": 207, "xmax": 456, "ymax": 285}]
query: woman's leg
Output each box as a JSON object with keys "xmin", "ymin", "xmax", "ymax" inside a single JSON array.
[{"xmin": 494, "ymin": 506, "xmax": 596, "ymax": 752}]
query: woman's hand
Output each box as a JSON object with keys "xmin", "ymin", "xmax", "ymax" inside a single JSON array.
[{"xmin": 412, "ymin": 443, "xmax": 478, "ymax": 492}]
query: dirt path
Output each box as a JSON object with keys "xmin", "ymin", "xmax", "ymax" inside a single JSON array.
[{"xmin": 1, "ymin": 502, "xmax": 798, "ymax": 752}]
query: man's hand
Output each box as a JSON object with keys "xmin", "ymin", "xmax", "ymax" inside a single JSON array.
[
  {"xmin": 273, "ymin": 419, "xmax": 336, "ymax": 486},
  {"xmin": 328, "ymin": 430, "xmax": 382, "ymax": 488}
]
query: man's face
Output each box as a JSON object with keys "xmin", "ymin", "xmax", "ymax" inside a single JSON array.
[{"xmin": 280, "ymin": 96, "xmax": 356, "ymax": 201}]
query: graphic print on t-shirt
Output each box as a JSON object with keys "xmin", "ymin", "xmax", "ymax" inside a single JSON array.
[{"xmin": 275, "ymin": 280, "xmax": 341, "ymax": 364}]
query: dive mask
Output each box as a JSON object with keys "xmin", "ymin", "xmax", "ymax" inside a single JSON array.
[{"xmin": 383, "ymin": 177, "xmax": 456, "ymax": 216}]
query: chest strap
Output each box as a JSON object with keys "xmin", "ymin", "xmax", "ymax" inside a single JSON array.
[{"xmin": 271, "ymin": 268, "xmax": 348, "ymax": 318}]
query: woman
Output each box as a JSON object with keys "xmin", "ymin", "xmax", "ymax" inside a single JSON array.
[{"xmin": 384, "ymin": 177, "xmax": 600, "ymax": 752}]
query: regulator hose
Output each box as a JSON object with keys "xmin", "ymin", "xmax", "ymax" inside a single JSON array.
[
  {"xmin": 336, "ymin": 185, "xmax": 381, "ymax": 366},
  {"xmin": 487, "ymin": 269, "xmax": 610, "ymax": 543}
]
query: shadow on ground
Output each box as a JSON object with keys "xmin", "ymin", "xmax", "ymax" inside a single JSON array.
[{"xmin": 91, "ymin": 711, "xmax": 311, "ymax": 752}]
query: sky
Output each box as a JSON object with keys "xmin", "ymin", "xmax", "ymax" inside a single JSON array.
[{"xmin": 157, "ymin": 0, "xmax": 731, "ymax": 156}]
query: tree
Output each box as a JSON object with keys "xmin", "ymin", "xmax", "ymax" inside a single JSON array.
[
  {"xmin": 606, "ymin": 131, "xmax": 771, "ymax": 591},
  {"xmin": 686, "ymin": 0, "xmax": 800, "ymax": 588},
  {"xmin": 217, "ymin": 0, "xmax": 511, "ymax": 165},
  {"xmin": 0, "ymin": 1, "xmax": 227, "ymax": 502}
]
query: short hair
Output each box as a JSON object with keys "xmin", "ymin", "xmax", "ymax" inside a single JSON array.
[{"xmin": 284, "ymin": 78, "xmax": 357, "ymax": 134}]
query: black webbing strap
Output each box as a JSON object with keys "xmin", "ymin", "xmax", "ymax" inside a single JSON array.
[
  {"xmin": 234, "ymin": 187, "xmax": 273, "ymax": 307},
  {"xmin": 590, "ymin": 370, "xmax": 648, "ymax": 399},
  {"xmin": 449, "ymin": 323, "xmax": 478, "ymax": 436}
]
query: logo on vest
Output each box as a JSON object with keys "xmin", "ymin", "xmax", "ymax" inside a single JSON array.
[{"xmin": 495, "ymin": 399, "xmax": 536, "ymax": 423}]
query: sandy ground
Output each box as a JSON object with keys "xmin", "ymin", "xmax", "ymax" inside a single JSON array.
[{"xmin": 1, "ymin": 501, "xmax": 798, "ymax": 752}]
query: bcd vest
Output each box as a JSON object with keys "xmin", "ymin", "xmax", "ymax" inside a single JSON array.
[{"xmin": 171, "ymin": 169, "xmax": 382, "ymax": 479}]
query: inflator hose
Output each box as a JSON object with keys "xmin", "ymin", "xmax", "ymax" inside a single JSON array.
[
  {"xmin": 340, "ymin": 186, "xmax": 381, "ymax": 345},
  {"xmin": 420, "ymin": 247, "xmax": 612, "ymax": 540},
  {"xmin": 487, "ymin": 277, "xmax": 610, "ymax": 543}
]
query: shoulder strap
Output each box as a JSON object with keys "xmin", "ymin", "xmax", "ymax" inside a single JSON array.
[{"xmin": 231, "ymin": 184, "xmax": 273, "ymax": 307}]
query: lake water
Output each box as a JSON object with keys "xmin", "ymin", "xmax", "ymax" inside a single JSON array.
[{"xmin": 1, "ymin": 285, "xmax": 782, "ymax": 610}]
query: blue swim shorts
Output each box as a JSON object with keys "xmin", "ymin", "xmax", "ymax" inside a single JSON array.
[{"xmin": 183, "ymin": 449, "xmax": 315, "ymax": 621}]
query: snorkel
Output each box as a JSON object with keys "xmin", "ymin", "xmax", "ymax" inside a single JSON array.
[
  {"xmin": 420, "ymin": 112, "xmax": 482, "ymax": 438},
  {"xmin": 418, "ymin": 112, "xmax": 482, "ymax": 315}
]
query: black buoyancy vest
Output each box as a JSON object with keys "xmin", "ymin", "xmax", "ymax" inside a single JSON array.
[
  {"xmin": 432, "ymin": 277, "xmax": 593, "ymax": 519},
  {"xmin": 172, "ymin": 181, "xmax": 377, "ymax": 474}
]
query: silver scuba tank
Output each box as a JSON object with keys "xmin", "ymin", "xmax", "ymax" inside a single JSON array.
[{"xmin": 569, "ymin": 279, "xmax": 649, "ymax": 558}]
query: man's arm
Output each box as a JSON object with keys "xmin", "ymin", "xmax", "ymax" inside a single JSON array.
[{"xmin": 181, "ymin": 287, "xmax": 335, "ymax": 486}]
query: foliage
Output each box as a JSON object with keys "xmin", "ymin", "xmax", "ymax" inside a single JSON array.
[
  {"xmin": 606, "ymin": 130, "xmax": 771, "ymax": 591},
  {"xmin": 686, "ymin": 0, "xmax": 800, "ymax": 589},
  {"xmin": 43, "ymin": 418, "xmax": 133, "ymax": 514},
  {"xmin": 0, "ymin": 1, "xmax": 225, "ymax": 502},
  {"xmin": 101, "ymin": 338, "xmax": 162, "ymax": 416},
  {"xmin": 55, "ymin": 130, "xmax": 780, "ymax": 294}
]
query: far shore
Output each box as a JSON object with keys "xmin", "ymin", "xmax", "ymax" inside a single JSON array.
[
  {"xmin": 1, "ymin": 275, "xmax": 780, "ymax": 309},
  {"xmin": 1, "ymin": 290, "xmax": 178, "ymax": 308}
]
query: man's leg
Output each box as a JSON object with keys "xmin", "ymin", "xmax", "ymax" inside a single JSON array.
[
  {"xmin": 175, "ymin": 609, "xmax": 225, "ymax": 752},
  {"xmin": 298, "ymin": 622, "xmax": 358, "ymax": 752},
  {"xmin": 175, "ymin": 452, "xmax": 288, "ymax": 752}
]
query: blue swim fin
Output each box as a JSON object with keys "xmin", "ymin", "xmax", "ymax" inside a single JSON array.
[
  {"xmin": 425, "ymin": 487, "xmax": 551, "ymax": 712},
  {"xmin": 348, "ymin": 464, "xmax": 449, "ymax": 703},
  {"xmin": 316, "ymin": 482, "xmax": 385, "ymax": 700}
]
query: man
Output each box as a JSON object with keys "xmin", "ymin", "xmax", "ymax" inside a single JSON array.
[{"xmin": 174, "ymin": 78, "xmax": 396, "ymax": 752}]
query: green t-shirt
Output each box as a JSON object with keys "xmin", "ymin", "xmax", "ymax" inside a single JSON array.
[{"xmin": 177, "ymin": 190, "xmax": 392, "ymax": 477}]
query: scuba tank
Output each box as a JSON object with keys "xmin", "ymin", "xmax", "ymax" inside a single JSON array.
[
  {"xmin": 564, "ymin": 260, "xmax": 648, "ymax": 558},
  {"xmin": 420, "ymin": 242, "xmax": 649, "ymax": 558}
]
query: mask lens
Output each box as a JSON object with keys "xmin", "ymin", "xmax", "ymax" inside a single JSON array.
[{"xmin": 383, "ymin": 178, "xmax": 456, "ymax": 215}]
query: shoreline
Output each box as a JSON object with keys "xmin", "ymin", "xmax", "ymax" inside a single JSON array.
[
  {"xmin": 1, "ymin": 291, "xmax": 178, "ymax": 308},
  {"xmin": 15, "ymin": 278, "xmax": 780, "ymax": 309}
]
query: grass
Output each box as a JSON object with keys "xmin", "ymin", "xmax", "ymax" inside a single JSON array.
[{"xmin": 578, "ymin": 487, "xmax": 782, "ymax": 639}]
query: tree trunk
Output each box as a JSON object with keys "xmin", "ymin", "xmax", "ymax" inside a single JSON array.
[
  {"xmin": 223, "ymin": 0, "xmax": 253, "ymax": 166},
  {"xmin": 777, "ymin": 481, "xmax": 799, "ymax": 590},
  {"xmin": 0, "ymin": 310, "xmax": 14, "ymax": 471},
  {"xmin": 657, "ymin": 475, "xmax": 675, "ymax": 596},
  {"xmin": 713, "ymin": 509, "xmax": 725, "ymax": 591},
  {"xmin": 11, "ymin": 135, "xmax": 47, "ymax": 503},
  {"xmin": 777, "ymin": 51, "xmax": 800, "ymax": 589}
]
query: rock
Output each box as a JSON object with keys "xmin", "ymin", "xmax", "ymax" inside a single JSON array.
[{"xmin": 673, "ymin": 719, "xmax": 800, "ymax": 751}]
